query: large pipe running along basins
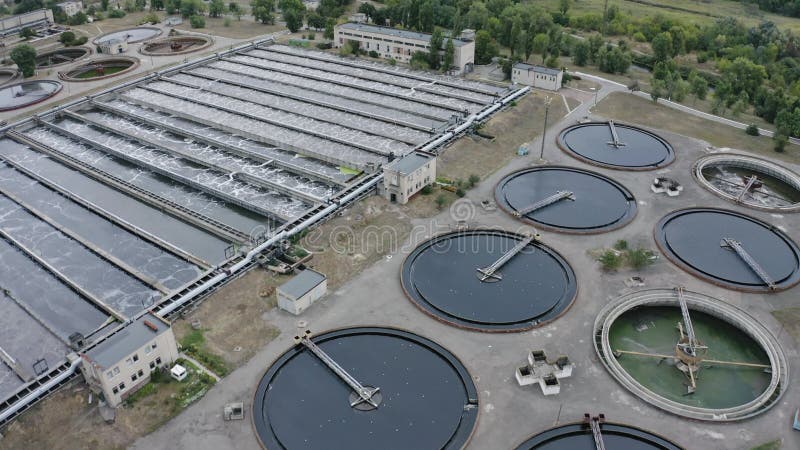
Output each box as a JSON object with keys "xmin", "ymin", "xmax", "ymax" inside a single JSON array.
[
  {"xmin": 0, "ymin": 39, "xmax": 523, "ymax": 424},
  {"xmin": 156, "ymin": 88, "xmax": 530, "ymax": 318}
]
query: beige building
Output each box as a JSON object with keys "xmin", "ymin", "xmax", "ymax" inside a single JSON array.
[
  {"xmin": 0, "ymin": 9, "xmax": 54, "ymax": 37},
  {"xmin": 57, "ymin": 1, "xmax": 83, "ymax": 17},
  {"xmin": 511, "ymin": 63, "xmax": 563, "ymax": 91},
  {"xmin": 383, "ymin": 151, "xmax": 436, "ymax": 204},
  {"xmin": 334, "ymin": 23, "xmax": 475, "ymax": 74},
  {"xmin": 79, "ymin": 313, "xmax": 179, "ymax": 407},
  {"xmin": 276, "ymin": 269, "xmax": 327, "ymax": 315}
]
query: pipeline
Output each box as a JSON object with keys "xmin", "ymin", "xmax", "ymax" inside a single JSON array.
[
  {"xmin": 156, "ymin": 173, "xmax": 384, "ymax": 317},
  {"xmin": 416, "ymin": 86, "xmax": 530, "ymax": 153},
  {"xmin": 0, "ymin": 357, "xmax": 79, "ymax": 425}
]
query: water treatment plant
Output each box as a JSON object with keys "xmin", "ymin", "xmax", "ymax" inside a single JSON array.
[{"xmin": 0, "ymin": 16, "xmax": 798, "ymax": 450}]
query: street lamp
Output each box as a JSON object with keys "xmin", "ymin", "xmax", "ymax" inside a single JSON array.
[
  {"xmin": 590, "ymin": 87, "xmax": 598, "ymax": 106},
  {"xmin": 539, "ymin": 96, "xmax": 552, "ymax": 160}
]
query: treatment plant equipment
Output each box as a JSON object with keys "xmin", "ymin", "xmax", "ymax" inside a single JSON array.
[
  {"xmin": 594, "ymin": 288, "xmax": 789, "ymax": 421},
  {"xmin": 93, "ymin": 26, "xmax": 162, "ymax": 45},
  {"xmin": 654, "ymin": 207, "xmax": 800, "ymax": 292},
  {"xmin": 34, "ymin": 48, "xmax": 90, "ymax": 69},
  {"xmin": 495, "ymin": 166, "xmax": 637, "ymax": 233},
  {"xmin": 252, "ymin": 327, "xmax": 478, "ymax": 450},
  {"xmin": 401, "ymin": 229, "xmax": 577, "ymax": 332},
  {"xmin": 140, "ymin": 35, "xmax": 214, "ymax": 56},
  {"xmin": 0, "ymin": 35, "xmax": 529, "ymax": 429},
  {"xmin": 514, "ymin": 413, "xmax": 683, "ymax": 449},
  {"xmin": 693, "ymin": 153, "xmax": 800, "ymax": 212},
  {"xmin": 0, "ymin": 80, "xmax": 62, "ymax": 111},
  {"xmin": 557, "ymin": 121, "xmax": 674, "ymax": 170},
  {"xmin": 58, "ymin": 56, "xmax": 140, "ymax": 82}
]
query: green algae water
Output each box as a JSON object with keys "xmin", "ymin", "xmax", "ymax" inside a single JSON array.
[{"xmin": 609, "ymin": 306, "xmax": 771, "ymax": 409}]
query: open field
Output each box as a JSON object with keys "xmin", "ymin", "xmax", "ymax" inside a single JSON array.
[
  {"xmin": 539, "ymin": 0, "xmax": 800, "ymax": 33},
  {"xmin": 173, "ymin": 17, "xmax": 283, "ymax": 40},
  {"xmin": 595, "ymin": 91, "xmax": 800, "ymax": 163}
]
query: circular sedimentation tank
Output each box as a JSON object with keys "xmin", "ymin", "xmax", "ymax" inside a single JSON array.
[
  {"xmin": 654, "ymin": 207, "xmax": 800, "ymax": 292},
  {"xmin": 694, "ymin": 153, "xmax": 800, "ymax": 212},
  {"xmin": 252, "ymin": 327, "xmax": 478, "ymax": 450},
  {"xmin": 0, "ymin": 80, "xmax": 62, "ymax": 112},
  {"xmin": 93, "ymin": 26, "xmax": 162, "ymax": 45},
  {"xmin": 0, "ymin": 68, "xmax": 21, "ymax": 87},
  {"xmin": 594, "ymin": 289, "xmax": 789, "ymax": 421},
  {"xmin": 515, "ymin": 422, "xmax": 682, "ymax": 449},
  {"xmin": 58, "ymin": 56, "xmax": 139, "ymax": 82},
  {"xmin": 401, "ymin": 229, "xmax": 577, "ymax": 332},
  {"xmin": 35, "ymin": 47, "xmax": 90, "ymax": 68},
  {"xmin": 140, "ymin": 35, "xmax": 213, "ymax": 55},
  {"xmin": 495, "ymin": 166, "xmax": 637, "ymax": 233},
  {"xmin": 557, "ymin": 121, "xmax": 674, "ymax": 170}
]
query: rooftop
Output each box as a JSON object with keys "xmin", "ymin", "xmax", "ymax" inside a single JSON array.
[
  {"xmin": 337, "ymin": 22, "xmax": 470, "ymax": 47},
  {"xmin": 84, "ymin": 313, "xmax": 170, "ymax": 369},
  {"xmin": 279, "ymin": 269, "xmax": 326, "ymax": 299},
  {"xmin": 513, "ymin": 63, "xmax": 561, "ymax": 77},
  {"xmin": 386, "ymin": 151, "xmax": 433, "ymax": 175}
]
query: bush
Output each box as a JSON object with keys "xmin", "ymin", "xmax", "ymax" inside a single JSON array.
[
  {"xmin": 745, "ymin": 124, "xmax": 759, "ymax": 136},
  {"xmin": 142, "ymin": 12, "xmax": 160, "ymax": 24},
  {"xmin": 613, "ymin": 240, "xmax": 628, "ymax": 251},
  {"xmin": 420, "ymin": 185, "xmax": 433, "ymax": 195},
  {"xmin": 189, "ymin": 14, "xmax": 205, "ymax": 28},
  {"xmin": 774, "ymin": 133, "xmax": 788, "ymax": 153},
  {"xmin": 696, "ymin": 52, "xmax": 708, "ymax": 64},
  {"xmin": 19, "ymin": 27, "xmax": 36, "ymax": 39},
  {"xmin": 627, "ymin": 248, "xmax": 655, "ymax": 270},
  {"xmin": 109, "ymin": 9, "xmax": 126, "ymax": 18},
  {"xmin": 387, "ymin": 57, "xmax": 396, "ymax": 66},
  {"xmin": 455, "ymin": 188, "xmax": 466, "ymax": 197},
  {"xmin": 468, "ymin": 174, "xmax": 480, "ymax": 188},
  {"xmin": 368, "ymin": 50, "xmax": 379, "ymax": 58},
  {"xmin": 307, "ymin": 33, "xmax": 315, "ymax": 40},
  {"xmin": 598, "ymin": 250, "xmax": 622, "ymax": 271},
  {"xmin": 435, "ymin": 194, "xmax": 447, "ymax": 209},
  {"xmin": 315, "ymin": 42, "xmax": 332, "ymax": 50},
  {"xmin": 632, "ymin": 32, "xmax": 646, "ymax": 42},
  {"xmin": 223, "ymin": 17, "xmax": 231, "ymax": 27},
  {"xmin": 59, "ymin": 31, "xmax": 76, "ymax": 45},
  {"xmin": 73, "ymin": 36, "xmax": 88, "ymax": 46}
]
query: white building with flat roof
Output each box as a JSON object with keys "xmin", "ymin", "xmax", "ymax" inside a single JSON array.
[
  {"xmin": 57, "ymin": 1, "xmax": 83, "ymax": 17},
  {"xmin": 277, "ymin": 269, "xmax": 327, "ymax": 315},
  {"xmin": 334, "ymin": 23, "xmax": 475, "ymax": 74},
  {"xmin": 383, "ymin": 151, "xmax": 436, "ymax": 204},
  {"xmin": 79, "ymin": 313, "xmax": 179, "ymax": 407},
  {"xmin": 512, "ymin": 63, "xmax": 563, "ymax": 91}
]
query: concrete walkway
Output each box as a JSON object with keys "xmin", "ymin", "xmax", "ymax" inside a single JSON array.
[{"xmin": 179, "ymin": 353, "xmax": 221, "ymax": 383}]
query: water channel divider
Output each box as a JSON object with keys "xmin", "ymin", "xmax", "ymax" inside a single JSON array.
[{"xmin": 6, "ymin": 130, "xmax": 250, "ymax": 243}]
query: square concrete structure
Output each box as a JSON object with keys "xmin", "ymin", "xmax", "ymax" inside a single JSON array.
[
  {"xmin": 79, "ymin": 313, "xmax": 179, "ymax": 407},
  {"xmin": 98, "ymin": 38, "xmax": 128, "ymax": 54},
  {"xmin": 512, "ymin": 63, "xmax": 563, "ymax": 91},
  {"xmin": 515, "ymin": 350, "xmax": 573, "ymax": 396},
  {"xmin": 277, "ymin": 269, "xmax": 327, "ymax": 315},
  {"xmin": 383, "ymin": 151, "xmax": 436, "ymax": 204},
  {"xmin": 334, "ymin": 23, "xmax": 475, "ymax": 74}
]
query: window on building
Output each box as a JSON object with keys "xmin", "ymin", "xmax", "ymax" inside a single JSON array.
[
  {"xmin": 138, "ymin": 369, "xmax": 144, "ymax": 377},
  {"xmin": 113, "ymin": 366, "xmax": 120, "ymax": 375},
  {"xmin": 132, "ymin": 354, "xmax": 139, "ymax": 363},
  {"xmin": 125, "ymin": 357, "xmax": 132, "ymax": 365},
  {"xmin": 156, "ymin": 357, "xmax": 162, "ymax": 365},
  {"xmin": 131, "ymin": 373, "xmax": 138, "ymax": 382},
  {"xmin": 107, "ymin": 370, "xmax": 114, "ymax": 379},
  {"xmin": 150, "ymin": 361, "xmax": 156, "ymax": 370},
  {"xmin": 119, "ymin": 382, "xmax": 126, "ymax": 391},
  {"xmin": 112, "ymin": 387, "xmax": 119, "ymax": 394}
]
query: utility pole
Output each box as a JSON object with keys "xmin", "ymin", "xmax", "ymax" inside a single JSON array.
[{"xmin": 539, "ymin": 96, "xmax": 552, "ymax": 160}]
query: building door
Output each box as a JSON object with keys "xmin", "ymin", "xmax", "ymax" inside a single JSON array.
[{"xmin": 390, "ymin": 193, "xmax": 397, "ymax": 202}]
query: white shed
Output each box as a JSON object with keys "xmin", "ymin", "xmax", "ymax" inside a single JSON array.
[
  {"xmin": 276, "ymin": 269, "xmax": 327, "ymax": 315},
  {"xmin": 511, "ymin": 63, "xmax": 563, "ymax": 91}
]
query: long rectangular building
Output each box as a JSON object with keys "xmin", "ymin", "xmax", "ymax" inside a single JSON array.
[{"xmin": 334, "ymin": 22, "xmax": 475, "ymax": 75}]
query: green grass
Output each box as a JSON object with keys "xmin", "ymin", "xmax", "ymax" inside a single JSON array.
[
  {"xmin": 539, "ymin": 0, "xmax": 800, "ymax": 33},
  {"xmin": 750, "ymin": 440, "xmax": 781, "ymax": 450},
  {"xmin": 75, "ymin": 65, "xmax": 129, "ymax": 79},
  {"xmin": 179, "ymin": 329, "xmax": 230, "ymax": 377}
]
